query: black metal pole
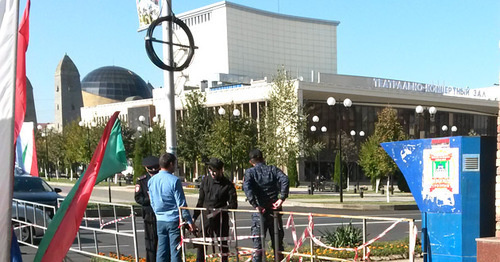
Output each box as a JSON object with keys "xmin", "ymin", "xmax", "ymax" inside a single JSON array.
[
  {"xmin": 338, "ymin": 105, "xmax": 343, "ymax": 203},
  {"xmin": 108, "ymin": 179, "xmax": 112, "ymax": 202},
  {"xmin": 356, "ymin": 163, "xmax": 359, "ymax": 192},
  {"xmin": 274, "ymin": 211, "xmax": 280, "ymax": 260},
  {"xmin": 317, "ymin": 150, "xmax": 320, "ymax": 191},
  {"xmin": 229, "ymin": 113, "xmax": 234, "ymax": 183},
  {"xmin": 416, "ymin": 113, "xmax": 420, "ymax": 139},
  {"xmin": 45, "ymin": 131, "xmax": 50, "ymax": 181},
  {"xmin": 86, "ymin": 128, "xmax": 91, "ymax": 162},
  {"xmin": 148, "ymin": 125, "xmax": 152, "ymax": 155}
]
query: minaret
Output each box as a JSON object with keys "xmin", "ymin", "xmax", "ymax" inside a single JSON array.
[
  {"xmin": 25, "ymin": 77, "xmax": 37, "ymax": 124},
  {"xmin": 54, "ymin": 54, "xmax": 83, "ymax": 132}
]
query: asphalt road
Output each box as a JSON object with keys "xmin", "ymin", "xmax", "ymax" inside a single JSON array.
[{"xmin": 18, "ymin": 183, "xmax": 421, "ymax": 261}]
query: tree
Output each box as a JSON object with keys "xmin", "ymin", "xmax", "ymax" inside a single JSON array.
[
  {"xmin": 133, "ymin": 135, "xmax": 149, "ymax": 182},
  {"xmin": 120, "ymin": 123, "xmax": 136, "ymax": 159},
  {"xmin": 64, "ymin": 121, "xmax": 88, "ymax": 166},
  {"xmin": 177, "ymin": 91, "xmax": 213, "ymax": 181},
  {"xmin": 359, "ymin": 107, "xmax": 407, "ymax": 188},
  {"xmin": 333, "ymin": 151, "xmax": 343, "ymax": 188},
  {"xmin": 259, "ymin": 67, "xmax": 314, "ymax": 175},
  {"xmin": 340, "ymin": 130, "xmax": 360, "ymax": 188},
  {"xmin": 206, "ymin": 105, "xmax": 257, "ymax": 180},
  {"xmin": 150, "ymin": 122, "xmax": 166, "ymax": 156}
]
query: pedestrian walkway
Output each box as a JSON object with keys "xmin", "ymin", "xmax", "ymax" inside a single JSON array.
[{"xmin": 282, "ymin": 186, "xmax": 418, "ymax": 210}]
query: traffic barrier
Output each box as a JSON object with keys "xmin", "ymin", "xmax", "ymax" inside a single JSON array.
[{"xmin": 179, "ymin": 207, "xmax": 417, "ymax": 262}]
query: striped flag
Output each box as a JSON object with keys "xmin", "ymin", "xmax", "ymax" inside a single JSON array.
[
  {"xmin": 34, "ymin": 112, "xmax": 127, "ymax": 262},
  {"xmin": 0, "ymin": 0, "xmax": 20, "ymax": 260},
  {"xmin": 15, "ymin": 122, "xmax": 38, "ymax": 176},
  {"xmin": 14, "ymin": 0, "xmax": 29, "ymax": 141}
]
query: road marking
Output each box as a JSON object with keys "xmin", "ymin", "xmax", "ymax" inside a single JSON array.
[
  {"xmin": 234, "ymin": 220, "xmax": 421, "ymax": 230},
  {"xmin": 74, "ymin": 245, "xmax": 130, "ymax": 249}
]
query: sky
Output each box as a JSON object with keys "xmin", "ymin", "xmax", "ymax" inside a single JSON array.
[{"xmin": 22, "ymin": 0, "xmax": 500, "ymax": 123}]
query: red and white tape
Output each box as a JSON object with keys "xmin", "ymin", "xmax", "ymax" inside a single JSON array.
[
  {"xmin": 282, "ymin": 213, "xmax": 405, "ymax": 262},
  {"xmin": 99, "ymin": 214, "xmax": 133, "ymax": 229},
  {"xmin": 181, "ymin": 234, "xmax": 258, "ymax": 243},
  {"xmin": 205, "ymin": 248, "xmax": 256, "ymax": 258}
]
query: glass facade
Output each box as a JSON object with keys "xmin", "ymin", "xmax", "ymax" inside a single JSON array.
[
  {"xmin": 174, "ymin": 97, "xmax": 496, "ymax": 183},
  {"xmin": 81, "ymin": 66, "xmax": 152, "ymax": 101},
  {"xmin": 304, "ymin": 101, "xmax": 496, "ymax": 183}
]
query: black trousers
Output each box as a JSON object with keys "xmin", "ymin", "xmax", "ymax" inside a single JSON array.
[
  {"xmin": 196, "ymin": 212, "xmax": 230, "ymax": 262},
  {"xmin": 144, "ymin": 211, "xmax": 158, "ymax": 262}
]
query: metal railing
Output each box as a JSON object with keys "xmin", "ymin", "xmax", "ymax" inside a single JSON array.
[
  {"xmin": 12, "ymin": 199, "xmax": 56, "ymax": 247},
  {"xmin": 12, "ymin": 198, "xmax": 140, "ymax": 261},
  {"xmin": 63, "ymin": 199, "xmax": 140, "ymax": 262},
  {"xmin": 179, "ymin": 207, "xmax": 417, "ymax": 262}
]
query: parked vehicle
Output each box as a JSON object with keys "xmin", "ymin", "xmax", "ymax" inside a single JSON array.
[
  {"xmin": 12, "ymin": 172, "xmax": 63, "ymax": 242},
  {"xmin": 13, "ymin": 174, "xmax": 63, "ymax": 208},
  {"xmin": 12, "ymin": 200, "xmax": 53, "ymax": 243}
]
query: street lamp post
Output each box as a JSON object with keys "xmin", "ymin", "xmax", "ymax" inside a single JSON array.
[
  {"xmin": 350, "ymin": 130, "xmax": 365, "ymax": 193},
  {"xmin": 327, "ymin": 97, "xmax": 352, "ymax": 203},
  {"xmin": 218, "ymin": 107, "xmax": 240, "ymax": 183},
  {"xmin": 37, "ymin": 124, "xmax": 53, "ymax": 180},
  {"xmin": 309, "ymin": 115, "xmax": 320, "ymax": 195},
  {"xmin": 415, "ymin": 105, "xmax": 437, "ymax": 138},
  {"xmin": 441, "ymin": 125, "xmax": 458, "ymax": 136},
  {"xmin": 139, "ymin": 115, "xmax": 159, "ymax": 156}
]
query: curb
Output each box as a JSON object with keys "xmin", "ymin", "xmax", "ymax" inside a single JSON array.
[{"xmin": 285, "ymin": 201, "xmax": 418, "ymax": 211}]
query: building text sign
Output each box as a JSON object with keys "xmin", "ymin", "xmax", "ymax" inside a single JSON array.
[{"xmin": 373, "ymin": 78, "xmax": 487, "ymax": 99}]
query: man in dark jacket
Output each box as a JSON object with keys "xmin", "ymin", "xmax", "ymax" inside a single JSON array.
[
  {"xmin": 135, "ymin": 156, "xmax": 160, "ymax": 262},
  {"xmin": 243, "ymin": 149, "xmax": 289, "ymax": 262},
  {"xmin": 194, "ymin": 158, "xmax": 238, "ymax": 262}
]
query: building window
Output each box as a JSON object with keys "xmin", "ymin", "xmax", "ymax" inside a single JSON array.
[{"xmin": 56, "ymin": 86, "xmax": 59, "ymax": 92}]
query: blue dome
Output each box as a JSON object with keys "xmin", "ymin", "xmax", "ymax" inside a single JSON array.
[{"xmin": 81, "ymin": 66, "xmax": 152, "ymax": 101}]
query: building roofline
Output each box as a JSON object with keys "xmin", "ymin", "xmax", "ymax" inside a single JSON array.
[{"xmin": 177, "ymin": 1, "xmax": 340, "ymax": 26}]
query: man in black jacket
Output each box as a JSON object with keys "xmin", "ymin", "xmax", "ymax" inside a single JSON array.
[
  {"xmin": 243, "ymin": 149, "xmax": 289, "ymax": 262},
  {"xmin": 194, "ymin": 158, "xmax": 238, "ymax": 262},
  {"xmin": 134, "ymin": 156, "xmax": 159, "ymax": 262}
]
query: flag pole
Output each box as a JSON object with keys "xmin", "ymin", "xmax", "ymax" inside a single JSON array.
[{"xmin": 0, "ymin": 0, "xmax": 20, "ymax": 260}]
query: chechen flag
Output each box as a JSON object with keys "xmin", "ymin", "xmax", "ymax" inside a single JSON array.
[{"xmin": 34, "ymin": 112, "xmax": 127, "ymax": 262}]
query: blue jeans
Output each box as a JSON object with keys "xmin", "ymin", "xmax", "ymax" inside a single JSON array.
[{"xmin": 156, "ymin": 220, "xmax": 181, "ymax": 262}]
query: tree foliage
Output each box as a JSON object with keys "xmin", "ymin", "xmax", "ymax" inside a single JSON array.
[
  {"xmin": 133, "ymin": 135, "xmax": 149, "ymax": 181},
  {"xmin": 359, "ymin": 107, "xmax": 407, "ymax": 186},
  {"xmin": 206, "ymin": 105, "xmax": 257, "ymax": 179},
  {"xmin": 340, "ymin": 130, "xmax": 360, "ymax": 187},
  {"xmin": 259, "ymin": 67, "xmax": 314, "ymax": 170},
  {"xmin": 177, "ymin": 91, "xmax": 213, "ymax": 180}
]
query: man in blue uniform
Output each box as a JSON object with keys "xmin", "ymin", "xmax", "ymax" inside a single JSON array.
[
  {"xmin": 148, "ymin": 153, "xmax": 196, "ymax": 262},
  {"xmin": 243, "ymin": 149, "xmax": 289, "ymax": 262},
  {"xmin": 193, "ymin": 158, "xmax": 238, "ymax": 262},
  {"xmin": 134, "ymin": 156, "xmax": 160, "ymax": 262}
]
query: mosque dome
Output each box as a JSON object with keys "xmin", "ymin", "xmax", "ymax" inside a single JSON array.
[{"xmin": 81, "ymin": 66, "xmax": 152, "ymax": 102}]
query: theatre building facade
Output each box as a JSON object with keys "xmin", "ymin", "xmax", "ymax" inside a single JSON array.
[
  {"xmin": 145, "ymin": 72, "xmax": 497, "ymax": 183},
  {"xmin": 81, "ymin": 1, "xmax": 498, "ymax": 183}
]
